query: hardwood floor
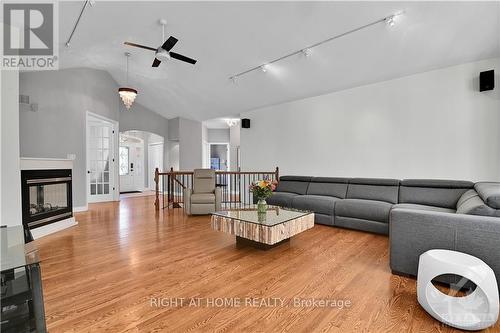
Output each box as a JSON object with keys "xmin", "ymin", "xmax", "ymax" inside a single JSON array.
[{"xmin": 35, "ymin": 196, "xmax": 498, "ymax": 332}]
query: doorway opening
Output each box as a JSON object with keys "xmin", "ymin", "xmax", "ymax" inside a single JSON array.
[
  {"xmin": 208, "ymin": 143, "xmax": 230, "ymax": 171},
  {"xmin": 86, "ymin": 112, "xmax": 119, "ymax": 203},
  {"xmin": 119, "ymin": 130, "xmax": 164, "ymax": 197}
]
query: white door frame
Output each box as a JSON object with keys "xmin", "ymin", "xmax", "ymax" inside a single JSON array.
[
  {"xmin": 148, "ymin": 142, "xmax": 164, "ymax": 190},
  {"xmin": 86, "ymin": 111, "xmax": 119, "ymax": 203},
  {"xmin": 119, "ymin": 134, "xmax": 144, "ymax": 193}
]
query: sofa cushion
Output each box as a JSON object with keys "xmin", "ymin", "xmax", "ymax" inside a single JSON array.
[
  {"xmin": 291, "ymin": 195, "xmax": 339, "ymax": 215},
  {"xmin": 346, "ymin": 178, "xmax": 400, "ymax": 204},
  {"xmin": 401, "ymin": 179, "xmax": 474, "ymax": 188},
  {"xmin": 456, "ymin": 189, "xmax": 499, "ymax": 217},
  {"xmin": 335, "ymin": 199, "xmax": 393, "ymax": 223},
  {"xmin": 475, "ymin": 182, "xmax": 500, "ymax": 209},
  {"xmin": 267, "ymin": 192, "xmax": 299, "ymax": 207},
  {"xmin": 307, "ymin": 177, "xmax": 349, "ymax": 198},
  {"xmin": 276, "ymin": 176, "xmax": 311, "ymax": 195},
  {"xmin": 393, "ymin": 203, "xmax": 455, "ymax": 214},
  {"xmin": 399, "ymin": 179, "xmax": 473, "ymax": 209},
  {"xmin": 191, "ymin": 193, "xmax": 215, "ymax": 204}
]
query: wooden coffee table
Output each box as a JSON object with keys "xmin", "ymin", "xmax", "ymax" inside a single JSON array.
[{"xmin": 211, "ymin": 206, "xmax": 314, "ymax": 250}]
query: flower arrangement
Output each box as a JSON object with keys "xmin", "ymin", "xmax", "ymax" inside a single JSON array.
[{"xmin": 250, "ymin": 179, "xmax": 277, "ymax": 200}]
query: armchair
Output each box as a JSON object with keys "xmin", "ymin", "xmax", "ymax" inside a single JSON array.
[{"xmin": 184, "ymin": 169, "xmax": 222, "ymax": 215}]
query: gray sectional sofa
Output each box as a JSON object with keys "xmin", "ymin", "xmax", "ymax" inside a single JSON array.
[{"xmin": 267, "ymin": 176, "xmax": 500, "ymax": 286}]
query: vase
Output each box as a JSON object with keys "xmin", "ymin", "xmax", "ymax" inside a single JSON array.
[{"xmin": 257, "ymin": 199, "xmax": 268, "ymax": 214}]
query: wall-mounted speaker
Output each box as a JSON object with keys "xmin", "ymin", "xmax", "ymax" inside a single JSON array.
[
  {"xmin": 480, "ymin": 70, "xmax": 494, "ymax": 92},
  {"xmin": 241, "ymin": 118, "xmax": 250, "ymax": 128}
]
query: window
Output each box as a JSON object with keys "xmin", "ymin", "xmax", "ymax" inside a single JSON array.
[{"xmin": 119, "ymin": 147, "xmax": 129, "ymax": 176}]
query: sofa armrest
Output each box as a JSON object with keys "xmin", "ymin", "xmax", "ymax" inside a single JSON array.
[
  {"xmin": 183, "ymin": 188, "xmax": 192, "ymax": 215},
  {"xmin": 215, "ymin": 187, "xmax": 222, "ymax": 211},
  {"xmin": 389, "ymin": 208, "xmax": 500, "ymax": 283}
]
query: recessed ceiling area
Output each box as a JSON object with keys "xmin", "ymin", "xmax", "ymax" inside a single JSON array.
[{"xmin": 59, "ymin": 1, "xmax": 500, "ymax": 121}]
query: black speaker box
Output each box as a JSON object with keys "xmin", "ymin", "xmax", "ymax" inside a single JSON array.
[
  {"xmin": 480, "ymin": 70, "xmax": 494, "ymax": 92},
  {"xmin": 241, "ymin": 118, "xmax": 250, "ymax": 128}
]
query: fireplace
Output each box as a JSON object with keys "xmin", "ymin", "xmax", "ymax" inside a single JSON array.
[{"xmin": 21, "ymin": 169, "xmax": 73, "ymax": 229}]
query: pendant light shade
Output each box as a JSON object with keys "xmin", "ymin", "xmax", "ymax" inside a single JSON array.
[
  {"xmin": 119, "ymin": 52, "xmax": 138, "ymax": 110},
  {"xmin": 119, "ymin": 87, "xmax": 138, "ymax": 109}
]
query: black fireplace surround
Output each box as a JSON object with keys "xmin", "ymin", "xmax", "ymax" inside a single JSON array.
[{"xmin": 21, "ymin": 169, "xmax": 73, "ymax": 229}]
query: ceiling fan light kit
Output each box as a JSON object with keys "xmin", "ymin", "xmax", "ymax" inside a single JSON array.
[
  {"xmin": 228, "ymin": 11, "xmax": 404, "ymax": 83},
  {"xmin": 124, "ymin": 18, "xmax": 197, "ymax": 67}
]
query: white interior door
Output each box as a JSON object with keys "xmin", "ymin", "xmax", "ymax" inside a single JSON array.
[
  {"xmin": 119, "ymin": 141, "xmax": 144, "ymax": 192},
  {"xmin": 87, "ymin": 117, "xmax": 115, "ymax": 203},
  {"xmin": 148, "ymin": 143, "xmax": 163, "ymax": 190}
]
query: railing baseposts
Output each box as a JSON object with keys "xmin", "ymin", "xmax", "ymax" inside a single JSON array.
[{"xmin": 154, "ymin": 167, "xmax": 159, "ymax": 211}]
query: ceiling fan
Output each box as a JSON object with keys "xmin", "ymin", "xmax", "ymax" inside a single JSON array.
[{"xmin": 124, "ymin": 19, "xmax": 197, "ymax": 67}]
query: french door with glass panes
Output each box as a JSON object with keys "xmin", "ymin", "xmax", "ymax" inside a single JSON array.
[{"xmin": 87, "ymin": 117, "xmax": 115, "ymax": 203}]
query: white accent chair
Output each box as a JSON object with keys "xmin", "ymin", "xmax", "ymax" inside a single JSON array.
[
  {"xmin": 417, "ymin": 249, "xmax": 499, "ymax": 331},
  {"xmin": 183, "ymin": 169, "xmax": 222, "ymax": 215}
]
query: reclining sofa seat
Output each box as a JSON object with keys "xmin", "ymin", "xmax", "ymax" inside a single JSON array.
[
  {"xmin": 390, "ymin": 180, "xmax": 500, "ymax": 288},
  {"xmin": 266, "ymin": 176, "xmax": 311, "ymax": 207},
  {"xmin": 291, "ymin": 177, "xmax": 349, "ymax": 226},
  {"xmin": 334, "ymin": 178, "xmax": 400, "ymax": 234}
]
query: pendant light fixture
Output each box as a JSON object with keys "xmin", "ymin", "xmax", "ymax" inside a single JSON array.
[{"xmin": 119, "ymin": 52, "xmax": 138, "ymax": 110}]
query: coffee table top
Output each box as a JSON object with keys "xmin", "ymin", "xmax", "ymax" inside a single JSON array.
[{"xmin": 212, "ymin": 205, "xmax": 312, "ymax": 227}]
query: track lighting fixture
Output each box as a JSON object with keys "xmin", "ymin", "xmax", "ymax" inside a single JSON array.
[{"xmin": 228, "ymin": 11, "xmax": 404, "ymax": 82}]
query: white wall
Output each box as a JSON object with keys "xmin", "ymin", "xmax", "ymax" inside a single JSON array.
[
  {"xmin": 207, "ymin": 128, "xmax": 230, "ymax": 143},
  {"xmin": 229, "ymin": 125, "xmax": 240, "ymax": 171},
  {"xmin": 0, "ymin": 69, "xmax": 22, "ymax": 226},
  {"xmin": 241, "ymin": 58, "xmax": 500, "ymax": 181},
  {"xmin": 178, "ymin": 118, "xmax": 203, "ymax": 170}
]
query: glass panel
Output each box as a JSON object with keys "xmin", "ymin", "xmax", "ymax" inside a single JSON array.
[
  {"xmin": 104, "ymin": 172, "xmax": 109, "ymax": 182},
  {"xmin": 97, "ymin": 184, "xmax": 103, "ymax": 194},
  {"xmin": 104, "ymin": 184, "xmax": 109, "ymax": 194},
  {"xmin": 102, "ymin": 139, "xmax": 109, "ymax": 149},
  {"xmin": 28, "ymin": 183, "xmax": 69, "ymax": 216},
  {"xmin": 97, "ymin": 161, "xmax": 105, "ymax": 173},
  {"xmin": 98, "ymin": 173, "xmax": 103, "ymax": 183},
  {"xmin": 90, "ymin": 149, "xmax": 97, "ymax": 162},
  {"xmin": 213, "ymin": 206, "xmax": 312, "ymax": 226},
  {"xmin": 90, "ymin": 172, "xmax": 97, "ymax": 183},
  {"xmin": 102, "ymin": 127, "xmax": 110, "ymax": 137},
  {"xmin": 102, "ymin": 149, "xmax": 109, "ymax": 162},
  {"xmin": 119, "ymin": 147, "xmax": 129, "ymax": 176},
  {"xmin": 90, "ymin": 184, "xmax": 96, "ymax": 195},
  {"xmin": 96, "ymin": 127, "xmax": 103, "ymax": 137}
]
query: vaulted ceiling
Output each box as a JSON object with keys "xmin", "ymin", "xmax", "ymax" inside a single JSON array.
[{"xmin": 58, "ymin": 1, "xmax": 500, "ymax": 121}]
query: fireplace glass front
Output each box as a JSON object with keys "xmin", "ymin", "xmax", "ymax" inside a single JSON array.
[{"xmin": 21, "ymin": 169, "xmax": 73, "ymax": 229}]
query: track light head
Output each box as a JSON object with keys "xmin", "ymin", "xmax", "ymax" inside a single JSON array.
[
  {"xmin": 261, "ymin": 64, "xmax": 269, "ymax": 73},
  {"xmin": 302, "ymin": 48, "xmax": 312, "ymax": 57},
  {"xmin": 386, "ymin": 16, "xmax": 396, "ymax": 26}
]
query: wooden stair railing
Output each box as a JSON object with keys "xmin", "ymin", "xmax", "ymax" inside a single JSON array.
[{"xmin": 155, "ymin": 167, "xmax": 279, "ymax": 210}]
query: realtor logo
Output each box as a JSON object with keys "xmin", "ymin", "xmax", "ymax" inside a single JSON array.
[{"xmin": 1, "ymin": 1, "xmax": 58, "ymax": 70}]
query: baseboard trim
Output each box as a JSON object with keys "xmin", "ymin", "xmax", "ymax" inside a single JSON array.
[
  {"xmin": 73, "ymin": 205, "xmax": 88, "ymax": 212},
  {"xmin": 31, "ymin": 217, "xmax": 78, "ymax": 239}
]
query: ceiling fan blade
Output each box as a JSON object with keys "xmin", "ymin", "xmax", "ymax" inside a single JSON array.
[
  {"xmin": 169, "ymin": 52, "xmax": 197, "ymax": 65},
  {"xmin": 152, "ymin": 58, "xmax": 161, "ymax": 67},
  {"xmin": 161, "ymin": 36, "xmax": 178, "ymax": 51},
  {"xmin": 124, "ymin": 42, "xmax": 156, "ymax": 51}
]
